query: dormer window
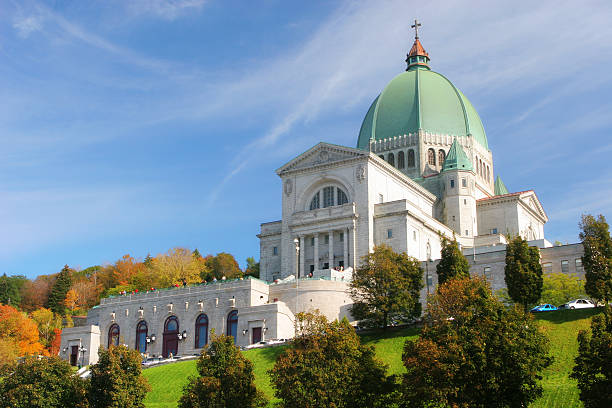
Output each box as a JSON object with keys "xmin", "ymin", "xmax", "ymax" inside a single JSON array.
[{"xmin": 309, "ymin": 186, "xmax": 349, "ymax": 210}]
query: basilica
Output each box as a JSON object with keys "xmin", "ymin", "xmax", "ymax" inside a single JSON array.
[{"xmin": 60, "ymin": 27, "xmax": 583, "ymax": 366}]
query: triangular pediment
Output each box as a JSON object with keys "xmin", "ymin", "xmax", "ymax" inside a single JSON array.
[
  {"xmin": 276, "ymin": 142, "xmax": 368, "ymax": 175},
  {"xmin": 519, "ymin": 191, "xmax": 548, "ymax": 222}
]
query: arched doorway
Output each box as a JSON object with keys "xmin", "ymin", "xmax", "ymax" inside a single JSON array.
[
  {"xmin": 227, "ymin": 310, "xmax": 238, "ymax": 345},
  {"xmin": 108, "ymin": 324, "xmax": 120, "ymax": 348},
  {"xmin": 136, "ymin": 321, "xmax": 148, "ymax": 353},
  {"xmin": 163, "ymin": 316, "xmax": 179, "ymax": 358}
]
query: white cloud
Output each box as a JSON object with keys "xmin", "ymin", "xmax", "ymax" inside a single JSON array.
[
  {"xmin": 13, "ymin": 15, "xmax": 43, "ymax": 38},
  {"xmin": 127, "ymin": 0, "xmax": 207, "ymax": 20}
]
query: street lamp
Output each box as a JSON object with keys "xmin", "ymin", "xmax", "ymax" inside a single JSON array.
[
  {"xmin": 294, "ymin": 238, "xmax": 300, "ymax": 315},
  {"xmin": 78, "ymin": 346, "xmax": 87, "ymax": 369}
]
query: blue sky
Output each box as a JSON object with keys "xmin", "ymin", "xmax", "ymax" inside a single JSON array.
[{"xmin": 1, "ymin": 0, "xmax": 611, "ymax": 278}]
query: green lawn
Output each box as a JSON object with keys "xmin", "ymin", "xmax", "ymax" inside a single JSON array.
[{"xmin": 144, "ymin": 310, "xmax": 600, "ymax": 408}]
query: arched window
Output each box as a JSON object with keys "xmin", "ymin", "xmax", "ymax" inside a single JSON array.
[
  {"xmin": 486, "ymin": 166, "xmax": 490, "ymax": 182},
  {"xmin": 337, "ymin": 189, "xmax": 348, "ymax": 205},
  {"xmin": 476, "ymin": 158, "xmax": 480, "ymax": 175},
  {"xmin": 136, "ymin": 321, "xmax": 147, "ymax": 353},
  {"xmin": 308, "ymin": 186, "xmax": 349, "ymax": 210},
  {"xmin": 310, "ymin": 192, "xmax": 320, "ymax": 210},
  {"xmin": 227, "ymin": 311, "xmax": 238, "ymax": 344},
  {"xmin": 407, "ymin": 149, "xmax": 415, "ymax": 167},
  {"xmin": 195, "ymin": 314, "xmax": 208, "ymax": 348},
  {"xmin": 387, "ymin": 153, "xmax": 395, "ymax": 167},
  {"xmin": 427, "ymin": 148, "xmax": 435, "ymax": 166},
  {"xmin": 438, "ymin": 150, "xmax": 445, "ymax": 167},
  {"xmin": 397, "ymin": 151, "xmax": 405, "ymax": 169},
  {"xmin": 108, "ymin": 324, "xmax": 120, "ymax": 348},
  {"xmin": 480, "ymin": 160, "xmax": 484, "ymax": 176}
]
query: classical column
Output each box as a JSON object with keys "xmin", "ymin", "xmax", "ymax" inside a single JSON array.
[
  {"xmin": 350, "ymin": 223, "xmax": 357, "ymax": 268},
  {"xmin": 328, "ymin": 230, "xmax": 334, "ymax": 269},
  {"xmin": 299, "ymin": 235, "xmax": 305, "ymax": 278},
  {"xmin": 313, "ymin": 233, "xmax": 319, "ymax": 272},
  {"xmin": 343, "ymin": 227, "xmax": 349, "ymax": 268}
]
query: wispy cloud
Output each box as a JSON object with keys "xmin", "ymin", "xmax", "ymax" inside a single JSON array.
[
  {"xmin": 12, "ymin": 14, "xmax": 43, "ymax": 38},
  {"xmin": 126, "ymin": 0, "xmax": 207, "ymax": 20}
]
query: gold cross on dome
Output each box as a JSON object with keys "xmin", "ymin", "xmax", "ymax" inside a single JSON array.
[{"xmin": 411, "ymin": 19, "xmax": 421, "ymax": 39}]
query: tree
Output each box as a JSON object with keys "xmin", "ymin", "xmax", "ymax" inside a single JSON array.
[
  {"xmin": 0, "ymin": 274, "xmax": 27, "ymax": 306},
  {"xmin": 0, "ymin": 304, "xmax": 45, "ymax": 356},
  {"xmin": 88, "ymin": 345, "xmax": 151, "ymax": 408},
  {"xmin": 47, "ymin": 265, "xmax": 72, "ymax": 315},
  {"xmin": 152, "ymin": 248, "xmax": 202, "ymax": 287},
  {"xmin": 71, "ymin": 278, "xmax": 100, "ymax": 309},
  {"xmin": 0, "ymin": 356, "xmax": 88, "ymax": 408},
  {"xmin": 350, "ymin": 244, "xmax": 423, "ymax": 329},
  {"xmin": 244, "ymin": 257, "xmax": 260, "ymax": 279},
  {"xmin": 436, "ymin": 235, "xmax": 470, "ymax": 286},
  {"xmin": 206, "ymin": 253, "xmax": 242, "ymax": 280},
  {"xmin": 270, "ymin": 311, "xmax": 396, "ymax": 408},
  {"xmin": 402, "ymin": 277, "xmax": 552, "ymax": 408},
  {"xmin": 504, "ymin": 236, "xmax": 543, "ymax": 312},
  {"xmin": 571, "ymin": 305, "xmax": 612, "ymax": 408},
  {"xmin": 30, "ymin": 307, "xmax": 63, "ymax": 351},
  {"xmin": 579, "ymin": 214, "xmax": 612, "ymax": 303},
  {"xmin": 20, "ymin": 275, "xmax": 55, "ymax": 312},
  {"xmin": 540, "ymin": 273, "xmax": 586, "ymax": 306},
  {"xmin": 179, "ymin": 333, "xmax": 267, "ymax": 408},
  {"xmin": 64, "ymin": 289, "xmax": 79, "ymax": 312}
]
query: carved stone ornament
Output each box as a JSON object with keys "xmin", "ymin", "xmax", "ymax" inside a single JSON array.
[
  {"xmin": 355, "ymin": 165, "xmax": 366, "ymax": 182},
  {"xmin": 284, "ymin": 179, "xmax": 293, "ymax": 196},
  {"xmin": 319, "ymin": 150, "xmax": 329, "ymax": 162}
]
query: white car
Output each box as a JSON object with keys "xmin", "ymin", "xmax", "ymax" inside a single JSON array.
[{"xmin": 564, "ymin": 299, "xmax": 596, "ymax": 309}]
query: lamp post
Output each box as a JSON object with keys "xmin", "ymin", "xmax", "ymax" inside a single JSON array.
[
  {"xmin": 78, "ymin": 346, "xmax": 87, "ymax": 369},
  {"xmin": 294, "ymin": 238, "xmax": 300, "ymax": 316}
]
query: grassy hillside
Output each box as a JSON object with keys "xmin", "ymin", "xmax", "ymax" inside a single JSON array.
[{"xmin": 143, "ymin": 309, "xmax": 600, "ymax": 408}]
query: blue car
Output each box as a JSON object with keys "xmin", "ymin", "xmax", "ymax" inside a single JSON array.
[{"xmin": 530, "ymin": 304, "xmax": 558, "ymax": 313}]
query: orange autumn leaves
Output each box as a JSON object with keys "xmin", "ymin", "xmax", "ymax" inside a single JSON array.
[{"xmin": 0, "ymin": 304, "xmax": 46, "ymax": 357}]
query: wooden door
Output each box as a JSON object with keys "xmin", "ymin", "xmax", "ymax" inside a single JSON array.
[
  {"xmin": 163, "ymin": 334, "xmax": 178, "ymax": 358},
  {"xmin": 70, "ymin": 346, "xmax": 78, "ymax": 366},
  {"xmin": 252, "ymin": 327, "xmax": 262, "ymax": 344}
]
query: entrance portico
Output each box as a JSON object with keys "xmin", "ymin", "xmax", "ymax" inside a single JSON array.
[{"xmin": 294, "ymin": 225, "xmax": 356, "ymax": 277}]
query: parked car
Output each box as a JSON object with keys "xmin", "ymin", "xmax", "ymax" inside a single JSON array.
[
  {"xmin": 530, "ymin": 304, "xmax": 558, "ymax": 313},
  {"xmin": 564, "ymin": 299, "xmax": 596, "ymax": 309}
]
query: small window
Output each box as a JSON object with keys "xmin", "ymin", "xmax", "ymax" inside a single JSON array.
[
  {"xmin": 387, "ymin": 229, "xmax": 393, "ymax": 239},
  {"xmin": 427, "ymin": 148, "xmax": 436, "ymax": 166},
  {"xmin": 323, "ymin": 186, "xmax": 334, "ymax": 208},
  {"xmin": 339, "ymin": 232, "xmax": 344, "ymax": 242},
  {"xmin": 323, "ymin": 262, "xmax": 329, "ymax": 269},
  {"xmin": 543, "ymin": 262, "xmax": 552, "ymax": 273},
  {"xmin": 450, "ymin": 179, "xmax": 455, "ymax": 188},
  {"xmin": 413, "ymin": 231, "xmax": 417, "ymax": 241},
  {"xmin": 273, "ymin": 246, "xmax": 278, "ymax": 255},
  {"xmin": 325, "ymin": 235, "xmax": 329, "ymax": 244},
  {"xmin": 561, "ymin": 260, "xmax": 569, "ymax": 273},
  {"xmin": 575, "ymin": 258, "xmax": 583, "ymax": 272},
  {"xmin": 309, "ymin": 265, "xmax": 314, "ymax": 273},
  {"xmin": 464, "ymin": 199, "xmax": 467, "ymax": 205},
  {"xmin": 311, "ymin": 237, "xmax": 315, "ymax": 246},
  {"xmin": 490, "ymin": 228, "xmax": 498, "ymax": 234},
  {"xmin": 378, "ymin": 194, "xmax": 384, "ymax": 204},
  {"xmin": 407, "ymin": 149, "xmax": 415, "ymax": 167},
  {"xmin": 465, "ymin": 230, "xmax": 469, "ymax": 236},
  {"xmin": 452, "ymin": 216, "xmax": 456, "ymax": 221},
  {"xmin": 462, "ymin": 178, "xmax": 467, "ymax": 187},
  {"xmin": 438, "ymin": 150, "xmax": 445, "ymax": 167},
  {"xmin": 484, "ymin": 267, "xmax": 491, "ymax": 278},
  {"xmin": 398, "ymin": 151, "xmax": 405, "ymax": 169},
  {"xmin": 388, "ymin": 152, "xmax": 395, "ymax": 167}
]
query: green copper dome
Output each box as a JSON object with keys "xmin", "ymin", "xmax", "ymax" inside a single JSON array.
[{"xmin": 357, "ymin": 68, "xmax": 489, "ymax": 151}]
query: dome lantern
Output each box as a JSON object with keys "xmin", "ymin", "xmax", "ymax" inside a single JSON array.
[{"xmin": 406, "ymin": 19, "xmax": 430, "ymax": 71}]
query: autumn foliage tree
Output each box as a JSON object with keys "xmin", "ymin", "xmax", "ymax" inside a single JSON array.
[
  {"xmin": 205, "ymin": 252, "xmax": 242, "ymax": 280},
  {"xmin": 270, "ymin": 311, "xmax": 397, "ymax": 408},
  {"xmin": 30, "ymin": 307, "xmax": 63, "ymax": 352},
  {"xmin": 504, "ymin": 235, "xmax": 543, "ymax": 312},
  {"xmin": 436, "ymin": 235, "xmax": 470, "ymax": 286},
  {"xmin": 350, "ymin": 244, "xmax": 423, "ymax": 328},
  {"xmin": 0, "ymin": 304, "xmax": 45, "ymax": 357},
  {"xmin": 402, "ymin": 277, "xmax": 551, "ymax": 408},
  {"xmin": 179, "ymin": 333, "xmax": 267, "ymax": 408}
]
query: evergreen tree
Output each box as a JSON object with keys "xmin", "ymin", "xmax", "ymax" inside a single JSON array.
[
  {"xmin": 0, "ymin": 274, "xmax": 27, "ymax": 306},
  {"xmin": 270, "ymin": 312, "xmax": 397, "ymax": 408},
  {"xmin": 350, "ymin": 244, "xmax": 423, "ymax": 329},
  {"xmin": 402, "ymin": 277, "xmax": 552, "ymax": 408},
  {"xmin": 179, "ymin": 333, "xmax": 266, "ymax": 408},
  {"xmin": 571, "ymin": 306, "xmax": 612, "ymax": 408},
  {"xmin": 47, "ymin": 265, "xmax": 72, "ymax": 316},
  {"xmin": 579, "ymin": 214, "xmax": 612, "ymax": 303},
  {"xmin": 504, "ymin": 236, "xmax": 543, "ymax": 312},
  {"xmin": 143, "ymin": 253, "xmax": 153, "ymax": 268},
  {"xmin": 88, "ymin": 345, "xmax": 151, "ymax": 408},
  {"xmin": 436, "ymin": 236, "xmax": 470, "ymax": 286},
  {"xmin": 192, "ymin": 248, "xmax": 202, "ymax": 260}
]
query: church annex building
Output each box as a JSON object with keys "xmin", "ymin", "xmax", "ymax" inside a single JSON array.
[{"xmin": 61, "ymin": 26, "xmax": 583, "ymax": 366}]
